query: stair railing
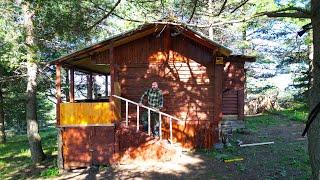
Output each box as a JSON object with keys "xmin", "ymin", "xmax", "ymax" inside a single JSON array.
[{"xmin": 112, "ymin": 95, "xmax": 184, "ymax": 143}]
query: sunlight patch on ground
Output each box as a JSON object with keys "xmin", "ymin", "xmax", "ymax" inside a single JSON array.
[
  {"xmin": 56, "ymin": 153, "xmax": 205, "ymax": 179},
  {"xmin": 116, "ymin": 153, "xmax": 204, "ymax": 175}
]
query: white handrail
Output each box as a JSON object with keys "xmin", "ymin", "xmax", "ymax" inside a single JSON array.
[
  {"xmin": 112, "ymin": 95, "xmax": 183, "ymax": 121},
  {"xmin": 112, "ymin": 94, "xmax": 185, "ymax": 143}
]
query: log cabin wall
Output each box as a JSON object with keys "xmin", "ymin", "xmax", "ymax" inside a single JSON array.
[
  {"xmin": 222, "ymin": 61, "xmax": 245, "ymax": 120},
  {"xmin": 112, "ymin": 31, "xmax": 217, "ymax": 148},
  {"xmin": 53, "ymin": 24, "xmax": 254, "ymax": 168}
]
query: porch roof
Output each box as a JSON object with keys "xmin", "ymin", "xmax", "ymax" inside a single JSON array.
[{"xmin": 49, "ymin": 23, "xmax": 254, "ymax": 74}]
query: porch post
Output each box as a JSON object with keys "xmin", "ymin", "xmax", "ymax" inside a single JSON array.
[
  {"xmin": 213, "ymin": 57, "xmax": 224, "ymax": 130},
  {"xmin": 109, "ymin": 41, "xmax": 119, "ymax": 121},
  {"xmin": 56, "ymin": 63, "xmax": 62, "ymax": 125},
  {"xmin": 105, "ymin": 74, "xmax": 109, "ymax": 97},
  {"xmin": 238, "ymin": 63, "xmax": 245, "ymax": 121},
  {"xmin": 69, "ymin": 68, "xmax": 75, "ymax": 102},
  {"xmin": 110, "ymin": 42, "xmax": 115, "ymax": 96},
  {"xmin": 87, "ymin": 73, "xmax": 93, "ymax": 99},
  {"xmin": 238, "ymin": 90, "xmax": 245, "ymax": 121}
]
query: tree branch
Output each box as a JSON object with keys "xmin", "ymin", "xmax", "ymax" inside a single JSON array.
[
  {"xmin": 0, "ymin": 74, "xmax": 28, "ymax": 83},
  {"xmin": 263, "ymin": 12, "xmax": 311, "ymax": 18},
  {"xmin": 217, "ymin": 0, "xmax": 228, "ymax": 16},
  {"xmin": 87, "ymin": 0, "xmax": 122, "ymax": 31},
  {"xmin": 231, "ymin": 0, "xmax": 250, "ymax": 13},
  {"xmin": 109, "ymin": 14, "xmax": 255, "ymax": 29},
  {"xmin": 266, "ymin": 6, "xmax": 310, "ymax": 14},
  {"xmin": 257, "ymin": 6, "xmax": 311, "ymax": 19},
  {"xmin": 188, "ymin": 0, "xmax": 198, "ymax": 23},
  {"xmin": 112, "ymin": 12, "xmax": 144, "ymax": 23}
]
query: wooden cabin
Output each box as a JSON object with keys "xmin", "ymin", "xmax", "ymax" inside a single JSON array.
[{"xmin": 51, "ymin": 23, "xmax": 255, "ymax": 169}]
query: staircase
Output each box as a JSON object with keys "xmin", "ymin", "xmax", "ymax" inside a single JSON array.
[
  {"xmin": 114, "ymin": 122, "xmax": 180, "ymax": 163},
  {"xmin": 112, "ymin": 95, "xmax": 184, "ymax": 164}
]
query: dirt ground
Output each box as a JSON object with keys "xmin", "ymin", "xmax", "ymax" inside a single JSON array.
[{"xmin": 56, "ymin": 114, "xmax": 310, "ymax": 180}]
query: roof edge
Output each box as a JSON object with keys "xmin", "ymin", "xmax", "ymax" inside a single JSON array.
[
  {"xmin": 49, "ymin": 22, "xmax": 234, "ymax": 65},
  {"xmin": 226, "ymin": 55, "xmax": 256, "ymax": 62}
]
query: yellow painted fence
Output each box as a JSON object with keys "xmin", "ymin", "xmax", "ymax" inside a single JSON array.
[{"xmin": 60, "ymin": 102, "xmax": 117, "ymax": 126}]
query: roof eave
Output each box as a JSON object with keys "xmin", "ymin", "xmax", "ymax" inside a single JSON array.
[{"xmin": 49, "ymin": 23, "xmax": 235, "ymax": 65}]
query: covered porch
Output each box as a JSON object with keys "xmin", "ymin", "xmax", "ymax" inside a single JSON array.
[{"xmin": 54, "ymin": 52, "xmax": 121, "ymax": 127}]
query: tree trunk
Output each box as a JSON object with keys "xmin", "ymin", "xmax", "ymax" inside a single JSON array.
[
  {"xmin": 208, "ymin": 0, "xmax": 214, "ymax": 40},
  {"xmin": 22, "ymin": 1, "xmax": 45, "ymax": 163},
  {"xmin": 26, "ymin": 62, "xmax": 45, "ymax": 163},
  {"xmin": 308, "ymin": 0, "xmax": 320, "ymax": 179},
  {"xmin": 0, "ymin": 84, "xmax": 6, "ymax": 144}
]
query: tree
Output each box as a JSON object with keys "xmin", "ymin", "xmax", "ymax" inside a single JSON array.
[
  {"xmin": 0, "ymin": 84, "xmax": 4, "ymax": 143},
  {"xmin": 21, "ymin": 0, "xmax": 46, "ymax": 163},
  {"xmin": 260, "ymin": 0, "xmax": 320, "ymax": 178},
  {"xmin": 0, "ymin": 1, "xmax": 25, "ymax": 143},
  {"xmin": 17, "ymin": 0, "xmax": 124, "ymax": 163},
  {"xmin": 308, "ymin": 1, "xmax": 320, "ymax": 178}
]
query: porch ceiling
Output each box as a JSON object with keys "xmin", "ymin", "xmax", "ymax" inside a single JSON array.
[{"xmin": 64, "ymin": 57, "xmax": 110, "ymax": 75}]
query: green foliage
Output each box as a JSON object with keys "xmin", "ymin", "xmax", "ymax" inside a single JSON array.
[
  {"xmin": 0, "ymin": 2, "xmax": 24, "ymax": 74},
  {"xmin": 2, "ymin": 77, "xmax": 54, "ymax": 134},
  {"xmin": 3, "ymin": 80, "xmax": 27, "ymax": 133},
  {"xmin": 40, "ymin": 167, "xmax": 59, "ymax": 177},
  {"xmin": 247, "ymin": 84, "xmax": 277, "ymax": 95}
]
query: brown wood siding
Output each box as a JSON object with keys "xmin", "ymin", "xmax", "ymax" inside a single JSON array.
[
  {"xmin": 62, "ymin": 126, "xmax": 115, "ymax": 169},
  {"xmin": 171, "ymin": 34, "xmax": 213, "ymax": 64},
  {"xmin": 222, "ymin": 90, "xmax": 238, "ymax": 114},
  {"xmin": 114, "ymin": 32, "xmax": 218, "ymax": 148},
  {"xmin": 115, "ymin": 33, "xmax": 163, "ymax": 64},
  {"xmin": 222, "ymin": 61, "xmax": 245, "ymax": 116}
]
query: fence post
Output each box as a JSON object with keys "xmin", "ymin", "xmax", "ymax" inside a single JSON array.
[
  {"xmin": 125, "ymin": 101, "xmax": 128, "ymax": 126},
  {"xmin": 136, "ymin": 105, "xmax": 139, "ymax": 132},
  {"xmin": 148, "ymin": 109, "xmax": 151, "ymax": 135},
  {"xmin": 159, "ymin": 113, "xmax": 162, "ymax": 140},
  {"xmin": 170, "ymin": 117, "xmax": 172, "ymax": 143}
]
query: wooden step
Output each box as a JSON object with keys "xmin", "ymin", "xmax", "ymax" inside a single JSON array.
[{"xmin": 114, "ymin": 123, "xmax": 180, "ymax": 163}]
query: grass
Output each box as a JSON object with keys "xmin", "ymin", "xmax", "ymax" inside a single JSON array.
[
  {"xmin": 40, "ymin": 167, "xmax": 59, "ymax": 177},
  {"xmin": 244, "ymin": 102, "xmax": 308, "ymax": 131},
  {"xmin": 277, "ymin": 103, "xmax": 308, "ymax": 122},
  {"xmin": 244, "ymin": 114, "xmax": 285, "ymax": 131},
  {"xmin": 207, "ymin": 108, "xmax": 311, "ymax": 179},
  {"xmin": 0, "ymin": 128, "xmax": 58, "ymax": 179}
]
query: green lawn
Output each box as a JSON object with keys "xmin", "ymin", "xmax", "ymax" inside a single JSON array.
[
  {"xmin": 0, "ymin": 128, "xmax": 58, "ymax": 179},
  {"xmin": 206, "ymin": 107, "xmax": 311, "ymax": 179},
  {"xmin": 274, "ymin": 102, "xmax": 309, "ymax": 122},
  {"xmin": 279, "ymin": 103, "xmax": 308, "ymax": 122}
]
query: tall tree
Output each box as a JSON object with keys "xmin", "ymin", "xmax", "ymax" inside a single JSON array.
[
  {"xmin": 21, "ymin": 0, "xmax": 45, "ymax": 163},
  {"xmin": 0, "ymin": 84, "xmax": 5, "ymax": 143},
  {"xmin": 308, "ymin": 0, "xmax": 320, "ymax": 178},
  {"xmin": 0, "ymin": 0, "xmax": 24, "ymax": 143},
  {"xmin": 19, "ymin": 0, "xmax": 124, "ymax": 163},
  {"xmin": 261, "ymin": 0, "xmax": 320, "ymax": 178}
]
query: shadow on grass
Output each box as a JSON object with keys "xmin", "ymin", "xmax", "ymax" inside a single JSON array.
[{"xmin": 0, "ymin": 128, "xmax": 58, "ymax": 179}]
